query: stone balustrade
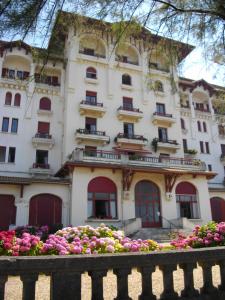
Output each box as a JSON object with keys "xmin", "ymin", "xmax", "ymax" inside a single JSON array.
[{"xmin": 0, "ymin": 246, "xmax": 225, "ymax": 300}]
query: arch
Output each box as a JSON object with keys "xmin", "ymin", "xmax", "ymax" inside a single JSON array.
[
  {"xmin": 39, "ymin": 97, "xmax": 51, "ymax": 111},
  {"xmin": 14, "ymin": 93, "xmax": 21, "ymax": 107},
  {"xmin": 5, "ymin": 92, "xmax": 12, "ymax": 105},
  {"xmin": 87, "ymin": 177, "xmax": 117, "ymax": 219},
  {"xmin": 155, "ymin": 80, "xmax": 164, "ymax": 92},
  {"xmin": 86, "ymin": 67, "xmax": 97, "ymax": 79},
  {"xmin": 197, "ymin": 121, "xmax": 202, "ymax": 132},
  {"xmin": 122, "ymin": 73, "xmax": 132, "ymax": 85},
  {"xmin": 210, "ymin": 197, "xmax": 225, "ymax": 223},
  {"xmin": 115, "ymin": 43, "xmax": 140, "ymax": 65},
  {"xmin": 29, "ymin": 193, "xmax": 62, "ymax": 226},
  {"xmin": 0, "ymin": 194, "xmax": 16, "ymax": 230},
  {"xmin": 79, "ymin": 34, "xmax": 107, "ymax": 58},
  {"xmin": 180, "ymin": 118, "xmax": 185, "ymax": 130},
  {"xmin": 175, "ymin": 182, "xmax": 200, "ymax": 219},
  {"xmin": 203, "ymin": 121, "xmax": 207, "ymax": 132},
  {"xmin": 135, "ymin": 180, "xmax": 161, "ymax": 227}
]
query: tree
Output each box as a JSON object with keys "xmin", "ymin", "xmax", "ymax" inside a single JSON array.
[{"xmin": 0, "ymin": 0, "xmax": 224, "ymax": 67}]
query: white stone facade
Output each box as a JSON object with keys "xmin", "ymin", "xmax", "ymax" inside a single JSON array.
[{"xmin": 0, "ymin": 13, "xmax": 224, "ymax": 231}]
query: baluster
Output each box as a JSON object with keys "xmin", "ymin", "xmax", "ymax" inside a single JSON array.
[
  {"xmin": 199, "ymin": 261, "xmax": 217, "ymax": 295},
  {"xmin": 0, "ymin": 275, "xmax": 7, "ymax": 300},
  {"xmin": 218, "ymin": 260, "xmax": 225, "ymax": 292},
  {"xmin": 159, "ymin": 264, "xmax": 178, "ymax": 300},
  {"xmin": 20, "ymin": 273, "xmax": 38, "ymax": 300},
  {"xmin": 138, "ymin": 266, "xmax": 156, "ymax": 300},
  {"xmin": 88, "ymin": 270, "xmax": 107, "ymax": 300},
  {"xmin": 50, "ymin": 271, "xmax": 82, "ymax": 300},
  {"xmin": 113, "ymin": 268, "xmax": 132, "ymax": 300},
  {"xmin": 180, "ymin": 263, "xmax": 199, "ymax": 297}
]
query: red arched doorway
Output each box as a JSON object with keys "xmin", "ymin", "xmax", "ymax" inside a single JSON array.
[
  {"xmin": 210, "ymin": 197, "xmax": 225, "ymax": 222},
  {"xmin": 29, "ymin": 194, "xmax": 62, "ymax": 226},
  {"xmin": 88, "ymin": 177, "xmax": 117, "ymax": 219},
  {"xmin": 0, "ymin": 195, "xmax": 16, "ymax": 230},
  {"xmin": 176, "ymin": 182, "xmax": 200, "ymax": 219},
  {"xmin": 135, "ymin": 180, "xmax": 161, "ymax": 227}
]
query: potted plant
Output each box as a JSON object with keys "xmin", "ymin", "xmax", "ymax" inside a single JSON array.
[{"xmin": 151, "ymin": 138, "xmax": 158, "ymax": 152}]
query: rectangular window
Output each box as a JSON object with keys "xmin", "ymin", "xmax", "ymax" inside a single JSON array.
[
  {"xmin": 36, "ymin": 150, "xmax": 48, "ymax": 165},
  {"xmin": 8, "ymin": 69, "xmax": 15, "ymax": 79},
  {"xmin": 84, "ymin": 48, "xmax": 95, "ymax": 56},
  {"xmin": 208, "ymin": 164, "xmax": 212, "ymax": 171},
  {"xmin": 182, "ymin": 139, "xmax": 188, "ymax": 152},
  {"xmin": 2, "ymin": 117, "xmax": 9, "ymax": 132},
  {"xmin": 37, "ymin": 122, "xmax": 50, "ymax": 134},
  {"xmin": 11, "ymin": 118, "xmax": 18, "ymax": 133},
  {"xmin": 156, "ymin": 103, "xmax": 165, "ymax": 115},
  {"xmin": 86, "ymin": 91, "xmax": 97, "ymax": 104},
  {"xmin": 200, "ymin": 141, "xmax": 204, "ymax": 153},
  {"xmin": 205, "ymin": 142, "xmax": 210, "ymax": 154},
  {"xmin": 8, "ymin": 147, "xmax": 16, "ymax": 163},
  {"xmin": 124, "ymin": 123, "xmax": 134, "ymax": 137},
  {"xmin": 221, "ymin": 144, "xmax": 225, "ymax": 155},
  {"xmin": 85, "ymin": 117, "xmax": 97, "ymax": 132},
  {"xmin": 123, "ymin": 97, "xmax": 133, "ymax": 110},
  {"xmin": 158, "ymin": 127, "xmax": 168, "ymax": 142},
  {"xmin": 0, "ymin": 146, "xmax": 6, "ymax": 162}
]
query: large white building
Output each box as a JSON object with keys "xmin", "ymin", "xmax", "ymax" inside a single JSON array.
[{"xmin": 0, "ymin": 12, "xmax": 224, "ymax": 232}]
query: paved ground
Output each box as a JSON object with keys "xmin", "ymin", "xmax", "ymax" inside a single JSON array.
[{"xmin": 5, "ymin": 265, "xmax": 221, "ymax": 300}]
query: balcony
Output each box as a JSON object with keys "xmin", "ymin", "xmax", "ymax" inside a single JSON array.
[
  {"xmin": 34, "ymin": 74, "xmax": 60, "ymax": 87},
  {"xmin": 79, "ymin": 101, "xmax": 106, "ymax": 117},
  {"xmin": 195, "ymin": 107, "xmax": 211, "ymax": 114},
  {"xmin": 1, "ymin": 68, "xmax": 29, "ymax": 81},
  {"xmin": 75, "ymin": 129, "xmax": 110, "ymax": 145},
  {"xmin": 29, "ymin": 163, "xmax": 51, "ymax": 175},
  {"xmin": 72, "ymin": 148, "xmax": 206, "ymax": 172},
  {"xmin": 149, "ymin": 62, "xmax": 170, "ymax": 73},
  {"xmin": 117, "ymin": 106, "xmax": 143, "ymax": 122},
  {"xmin": 220, "ymin": 154, "xmax": 225, "ymax": 163},
  {"xmin": 79, "ymin": 50, "xmax": 106, "ymax": 59},
  {"xmin": 157, "ymin": 139, "xmax": 180, "ymax": 152},
  {"xmin": 115, "ymin": 133, "xmax": 148, "ymax": 148},
  {"xmin": 32, "ymin": 133, "xmax": 55, "ymax": 149},
  {"xmin": 115, "ymin": 56, "xmax": 138, "ymax": 66},
  {"xmin": 152, "ymin": 112, "xmax": 176, "ymax": 127}
]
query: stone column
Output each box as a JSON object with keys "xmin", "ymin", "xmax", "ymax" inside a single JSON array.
[
  {"xmin": 0, "ymin": 57, "xmax": 4, "ymax": 79},
  {"xmin": 188, "ymin": 92, "xmax": 196, "ymax": 139},
  {"xmin": 60, "ymin": 69, "xmax": 65, "ymax": 97},
  {"xmin": 15, "ymin": 198, "xmax": 29, "ymax": 226},
  {"xmin": 28, "ymin": 63, "xmax": 36, "ymax": 94},
  {"xmin": 141, "ymin": 51, "xmax": 149, "ymax": 104}
]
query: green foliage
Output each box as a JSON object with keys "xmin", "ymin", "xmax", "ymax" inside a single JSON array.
[
  {"xmin": 151, "ymin": 138, "xmax": 158, "ymax": 152},
  {"xmin": 184, "ymin": 149, "xmax": 198, "ymax": 155}
]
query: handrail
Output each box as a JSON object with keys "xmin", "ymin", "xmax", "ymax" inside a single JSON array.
[
  {"xmin": 158, "ymin": 138, "xmax": 179, "ymax": 145},
  {"xmin": 153, "ymin": 112, "xmax": 173, "ymax": 118},
  {"xmin": 34, "ymin": 133, "xmax": 52, "ymax": 139},
  {"xmin": 80, "ymin": 100, "xmax": 103, "ymax": 107},
  {"xmin": 116, "ymin": 133, "xmax": 147, "ymax": 141},
  {"xmin": 76, "ymin": 129, "xmax": 106, "ymax": 136},
  {"xmin": 118, "ymin": 106, "xmax": 142, "ymax": 113}
]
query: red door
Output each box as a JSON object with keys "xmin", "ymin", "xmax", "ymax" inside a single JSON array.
[
  {"xmin": 210, "ymin": 197, "xmax": 225, "ymax": 222},
  {"xmin": 135, "ymin": 181, "xmax": 161, "ymax": 227},
  {"xmin": 0, "ymin": 195, "xmax": 16, "ymax": 230},
  {"xmin": 29, "ymin": 194, "xmax": 62, "ymax": 226}
]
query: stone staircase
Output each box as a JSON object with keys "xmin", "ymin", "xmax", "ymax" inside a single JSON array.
[{"xmin": 129, "ymin": 228, "xmax": 193, "ymax": 243}]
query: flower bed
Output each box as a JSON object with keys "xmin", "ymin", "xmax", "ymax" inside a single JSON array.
[{"xmin": 0, "ymin": 222, "xmax": 225, "ymax": 256}]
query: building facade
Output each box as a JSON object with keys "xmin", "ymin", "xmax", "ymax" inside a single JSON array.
[{"xmin": 0, "ymin": 13, "xmax": 224, "ymax": 232}]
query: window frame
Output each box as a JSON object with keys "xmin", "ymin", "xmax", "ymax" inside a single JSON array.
[
  {"xmin": 8, "ymin": 147, "xmax": 16, "ymax": 163},
  {"xmin": 2, "ymin": 117, "xmax": 9, "ymax": 132},
  {"xmin": 11, "ymin": 118, "xmax": 18, "ymax": 133}
]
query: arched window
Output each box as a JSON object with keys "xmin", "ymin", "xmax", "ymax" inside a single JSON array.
[
  {"xmin": 180, "ymin": 118, "xmax": 185, "ymax": 130},
  {"xmin": 87, "ymin": 177, "xmax": 117, "ymax": 219},
  {"xmin": 122, "ymin": 74, "xmax": 132, "ymax": 85},
  {"xmin": 197, "ymin": 121, "xmax": 201, "ymax": 132},
  {"xmin": 155, "ymin": 81, "xmax": 164, "ymax": 92},
  {"xmin": 39, "ymin": 97, "xmax": 51, "ymax": 111},
  {"xmin": 203, "ymin": 122, "xmax": 207, "ymax": 132},
  {"xmin": 176, "ymin": 182, "xmax": 199, "ymax": 219},
  {"xmin": 86, "ymin": 67, "xmax": 97, "ymax": 79},
  {"xmin": 14, "ymin": 93, "xmax": 21, "ymax": 107},
  {"xmin": 5, "ymin": 92, "xmax": 12, "ymax": 105}
]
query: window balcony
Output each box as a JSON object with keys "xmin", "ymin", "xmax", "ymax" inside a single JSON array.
[
  {"xmin": 32, "ymin": 133, "xmax": 55, "ymax": 149},
  {"xmin": 149, "ymin": 62, "xmax": 170, "ymax": 73},
  {"xmin": 1, "ymin": 68, "xmax": 30, "ymax": 81},
  {"xmin": 220, "ymin": 154, "xmax": 225, "ymax": 163},
  {"xmin": 75, "ymin": 129, "xmax": 110, "ymax": 145},
  {"xmin": 34, "ymin": 74, "xmax": 60, "ymax": 87},
  {"xmin": 117, "ymin": 106, "xmax": 143, "ymax": 122},
  {"xmin": 79, "ymin": 101, "xmax": 106, "ymax": 117},
  {"xmin": 115, "ymin": 133, "xmax": 148, "ymax": 148},
  {"xmin": 29, "ymin": 163, "xmax": 51, "ymax": 175},
  {"xmin": 195, "ymin": 107, "xmax": 210, "ymax": 113},
  {"xmin": 152, "ymin": 112, "xmax": 176, "ymax": 127},
  {"xmin": 115, "ymin": 56, "xmax": 138, "ymax": 66},
  {"xmin": 157, "ymin": 139, "xmax": 180, "ymax": 152},
  {"xmin": 79, "ymin": 50, "xmax": 106, "ymax": 59}
]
